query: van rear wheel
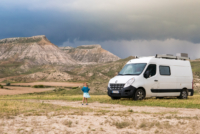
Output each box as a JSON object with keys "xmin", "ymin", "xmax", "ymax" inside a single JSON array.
[
  {"xmin": 156, "ymin": 97, "xmax": 164, "ymax": 99},
  {"xmin": 179, "ymin": 89, "xmax": 188, "ymax": 99},
  {"xmin": 133, "ymin": 89, "xmax": 145, "ymax": 100}
]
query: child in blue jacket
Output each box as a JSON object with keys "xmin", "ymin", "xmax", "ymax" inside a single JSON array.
[{"xmin": 81, "ymin": 82, "xmax": 90, "ymax": 105}]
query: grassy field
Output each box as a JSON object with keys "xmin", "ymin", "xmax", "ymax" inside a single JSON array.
[
  {"xmin": 1, "ymin": 88, "xmax": 200, "ymax": 109},
  {"xmin": 1, "ymin": 88, "xmax": 200, "ymax": 133}
]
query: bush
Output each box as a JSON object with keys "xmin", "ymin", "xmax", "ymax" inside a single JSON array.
[
  {"xmin": 33, "ymin": 85, "xmax": 44, "ymax": 88},
  {"xmin": 72, "ymin": 87, "xmax": 78, "ymax": 89},
  {"xmin": 33, "ymin": 85, "xmax": 38, "ymax": 88},
  {"xmin": 57, "ymin": 88, "xmax": 65, "ymax": 91},
  {"xmin": 38, "ymin": 85, "xmax": 44, "ymax": 88},
  {"xmin": 6, "ymin": 83, "xmax": 10, "ymax": 86},
  {"xmin": 0, "ymin": 84, "xmax": 3, "ymax": 89}
]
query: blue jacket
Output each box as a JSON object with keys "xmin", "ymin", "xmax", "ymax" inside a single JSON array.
[{"xmin": 81, "ymin": 86, "xmax": 90, "ymax": 93}]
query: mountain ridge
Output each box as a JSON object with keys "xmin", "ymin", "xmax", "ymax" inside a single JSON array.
[
  {"xmin": 0, "ymin": 35, "xmax": 76, "ymax": 65},
  {"xmin": 60, "ymin": 44, "xmax": 120, "ymax": 63}
]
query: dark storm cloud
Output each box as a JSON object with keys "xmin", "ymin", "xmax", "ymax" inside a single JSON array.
[
  {"xmin": 0, "ymin": 7, "xmax": 121, "ymax": 45},
  {"xmin": 0, "ymin": 0, "xmax": 200, "ymax": 59},
  {"xmin": 0, "ymin": 0, "xmax": 200, "ymax": 44},
  {"xmin": 62, "ymin": 39, "xmax": 200, "ymax": 59}
]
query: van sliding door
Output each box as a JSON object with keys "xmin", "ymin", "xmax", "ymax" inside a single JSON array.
[{"xmin": 156, "ymin": 66, "xmax": 179, "ymax": 97}]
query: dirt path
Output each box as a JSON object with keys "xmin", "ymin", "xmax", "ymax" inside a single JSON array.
[
  {"xmin": 0, "ymin": 86, "xmax": 55, "ymax": 95},
  {"xmin": 33, "ymin": 100, "xmax": 200, "ymax": 117},
  {"xmin": 0, "ymin": 82, "xmax": 83, "ymax": 87}
]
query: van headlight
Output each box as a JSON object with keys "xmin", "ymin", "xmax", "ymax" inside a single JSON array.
[
  {"xmin": 108, "ymin": 83, "xmax": 110, "ymax": 88},
  {"xmin": 124, "ymin": 78, "xmax": 135, "ymax": 88}
]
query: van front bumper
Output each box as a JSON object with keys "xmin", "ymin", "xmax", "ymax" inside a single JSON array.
[{"xmin": 107, "ymin": 86, "xmax": 137, "ymax": 98}]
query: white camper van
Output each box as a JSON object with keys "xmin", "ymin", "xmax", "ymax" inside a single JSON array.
[{"xmin": 107, "ymin": 54, "xmax": 194, "ymax": 100}]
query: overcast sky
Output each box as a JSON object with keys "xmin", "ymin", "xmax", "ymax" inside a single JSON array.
[{"xmin": 0, "ymin": 0, "xmax": 200, "ymax": 59}]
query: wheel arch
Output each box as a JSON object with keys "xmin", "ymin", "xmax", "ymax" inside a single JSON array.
[{"xmin": 182, "ymin": 87, "xmax": 188, "ymax": 93}]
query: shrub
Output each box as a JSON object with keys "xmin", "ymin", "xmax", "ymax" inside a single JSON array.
[
  {"xmin": 0, "ymin": 84, "xmax": 3, "ymax": 89},
  {"xmin": 72, "ymin": 87, "xmax": 78, "ymax": 89},
  {"xmin": 6, "ymin": 83, "xmax": 10, "ymax": 86},
  {"xmin": 38, "ymin": 85, "xmax": 44, "ymax": 88},
  {"xmin": 57, "ymin": 88, "xmax": 65, "ymax": 91},
  {"xmin": 128, "ymin": 109, "xmax": 133, "ymax": 112},
  {"xmin": 33, "ymin": 85, "xmax": 38, "ymax": 88},
  {"xmin": 33, "ymin": 85, "xmax": 44, "ymax": 88}
]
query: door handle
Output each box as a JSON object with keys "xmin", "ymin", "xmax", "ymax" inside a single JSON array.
[{"xmin": 154, "ymin": 80, "xmax": 158, "ymax": 82}]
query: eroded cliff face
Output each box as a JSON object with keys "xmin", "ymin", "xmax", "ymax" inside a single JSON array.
[
  {"xmin": 60, "ymin": 45, "xmax": 120, "ymax": 63},
  {"xmin": 0, "ymin": 35, "xmax": 76, "ymax": 65}
]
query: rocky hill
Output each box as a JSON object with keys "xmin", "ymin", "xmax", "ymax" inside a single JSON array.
[
  {"xmin": 7, "ymin": 56, "xmax": 135, "ymax": 93},
  {"xmin": 0, "ymin": 35, "xmax": 76, "ymax": 65},
  {"xmin": 60, "ymin": 45, "xmax": 120, "ymax": 63}
]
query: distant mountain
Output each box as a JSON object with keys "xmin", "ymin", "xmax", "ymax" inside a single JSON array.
[
  {"xmin": 0, "ymin": 35, "xmax": 76, "ymax": 65},
  {"xmin": 60, "ymin": 45, "xmax": 120, "ymax": 63}
]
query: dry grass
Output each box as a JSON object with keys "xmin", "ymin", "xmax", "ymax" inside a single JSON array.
[
  {"xmin": 112, "ymin": 121, "xmax": 132, "ymax": 129},
  {"xmin": 0, "ymin": 100, "xmax": 94, "ymax": 119},
  {"xmin": 0, "ymin": 101, "xmax": 200, "ymax": 133},
  {"xmin": 62, "ymin": 120, "xmax": 73, "ymax": 127}
]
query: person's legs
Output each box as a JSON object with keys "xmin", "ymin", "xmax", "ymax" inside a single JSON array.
[
  {"xmin": 82, "ymin": 97, "xmax": 85, "ymax": 104},
  {"xmin": 86, "ymin": 98, "xmax": 88, "ymax": 105}
]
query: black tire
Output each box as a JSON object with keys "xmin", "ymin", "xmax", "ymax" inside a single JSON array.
[
  {"xmin": 111, "ymin": 97, "xmax": 121, "ymax": 100},
  {"xmin": 133, "ymin": 89, "xmax": 145, "ymax": 100},
  {"xmin": 179, "ymin": 89, "xmax": 188, "ymax": 99},
  {"xmin": 156, "ymin": 97, "xmax": 164, "ymax": 99}
]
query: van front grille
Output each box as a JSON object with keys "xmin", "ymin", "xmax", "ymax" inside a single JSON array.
[{"xmin": 110, "ymin": 84, "xmax": 125, "ymax": 90}]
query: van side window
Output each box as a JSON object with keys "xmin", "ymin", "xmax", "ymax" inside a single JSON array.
[
  {"xmin": 159, "ymin": 66, "xmax": 171, "ymax": 75},
  {"xmin": 144, "ymin": 64, "xmax": 156, "ymax": 78}
]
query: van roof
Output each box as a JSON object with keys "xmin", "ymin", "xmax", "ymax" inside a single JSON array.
[{"xmin": 127, "ymin": 57, "xmax": 191, "ymax": 67}]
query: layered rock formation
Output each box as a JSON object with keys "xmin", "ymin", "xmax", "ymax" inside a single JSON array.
[
  {"xmin": 0, "ymin": 35, "xmax": 76, "ymax": 65},
  {"xmin": 60, "ymin": 45, "xmax": 120, "ymax": 63}
]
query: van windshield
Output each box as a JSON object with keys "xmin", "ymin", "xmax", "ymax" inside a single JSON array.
[{"xmin": 118, "ymin": 63, "xmax": 147, "ymax": 75}]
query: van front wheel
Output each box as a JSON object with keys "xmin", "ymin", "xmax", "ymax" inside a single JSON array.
[
  {"xmin": 111, "ymin": 97, "xmax": 121, "ymax": 100},
  {"xmin": 133, "ymin": 89, "xmax": 145, "ymax": 100},
  {"xmin": 179, "ymin": 89, "xmax": 188, "ymax": 99}
]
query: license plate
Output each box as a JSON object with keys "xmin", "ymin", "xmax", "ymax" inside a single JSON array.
[{"xmin": 112, "ymin": 91, "xmax": 119, "ymax": 93}]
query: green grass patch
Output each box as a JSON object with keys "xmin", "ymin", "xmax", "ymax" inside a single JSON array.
[
  {"xmin": 0, "ymin": 100, "xmax": 94, "ymax": 118},
  {"xmin": 1, "ymin": 89, "xmax": 200, "ymax": 109}
]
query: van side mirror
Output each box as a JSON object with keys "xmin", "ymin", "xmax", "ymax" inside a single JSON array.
[{"xmin": 144, "ymin": 71, "xmax": 150, "ymax": 78}]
